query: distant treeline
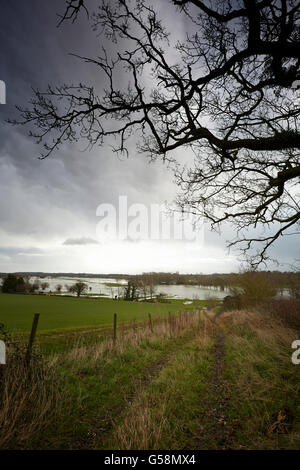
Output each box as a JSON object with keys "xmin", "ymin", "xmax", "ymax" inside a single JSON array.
[
  {"xmin": 0, "ymin": 272, "xmax": 129, "ymax": 280},
  {"xmin": 129, "ymin": 271, "xmax": 300, "ymax": 290}
]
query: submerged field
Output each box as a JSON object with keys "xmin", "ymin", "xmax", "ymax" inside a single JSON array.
[
  {"xmin": 0, "ymin": 293, "xmax": 202, "ymax": 334},
  {"xmin": 0, "ymin": 305, "xmax": 299, "ymax": 450}
]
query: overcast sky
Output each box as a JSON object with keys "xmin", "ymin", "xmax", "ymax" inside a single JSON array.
[{"xmin": 0, "ymin": 0, "xmax": 298, "ymax": 274}]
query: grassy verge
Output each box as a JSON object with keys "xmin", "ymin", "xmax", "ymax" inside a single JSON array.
[{"xmin": 221, "ymin": 309, "xmax": 300, "ymax": 449}]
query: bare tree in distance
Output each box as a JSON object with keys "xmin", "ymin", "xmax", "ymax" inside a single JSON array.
[
  {"xmin": 69, "ymin": 281, "xmax": 88, "ymax": 297},
  {"xmin": 40, "ymin": 282, "xmax": 49, "ymax": 291},
  {"xmin": 11, "ymin": 0, "xmax": 300, "ymax": 266}
]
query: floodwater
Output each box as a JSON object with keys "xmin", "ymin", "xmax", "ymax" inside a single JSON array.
[{"xmin": 31, "ymin": 276, "xmax": 228, "ymax": 300}]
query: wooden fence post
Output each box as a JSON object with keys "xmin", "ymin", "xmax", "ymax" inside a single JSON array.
[
  {"xmin": 168, "ymin": 311, "xmax": 172, "ymax": 336},
  {"xmin": 198, "ymin": 309, "xmax": 202, "ymax": 328},
  {"xmin": 26, "ymin": 313, "xmax": 40, "ymax": 365},
  {"xmin": 148, "ymin": 313, "xmax": 153, "ymax": 333},
  {"xmin": 113, "ymin": 313, "xmax": 117, "ymax": 345}
]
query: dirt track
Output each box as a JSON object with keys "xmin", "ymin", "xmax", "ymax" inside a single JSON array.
[{"xmin": 193, "ymin": 312, "xmax": 237, "ymax": 449}]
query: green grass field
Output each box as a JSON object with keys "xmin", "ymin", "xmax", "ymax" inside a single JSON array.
[{"xmin": 0, "ymin": 293, "xmax": 202, "ymax": 334}]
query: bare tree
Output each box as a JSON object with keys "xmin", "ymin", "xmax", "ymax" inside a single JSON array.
[
  {"xmin": 69, "ymin": 281, "xmax": 88, "ymax": 297},
  {"xmin": 138, "ymin": 273, "xmax": 156, "ymax": 300},
  {"xmin": 40, "ymin": 282, "xmax": 49, "ymax": 291},
  {"xmin": 12, "ymin": 0, "xmax": 300, "ymax": 265},
  {"xmin": 123, "ymin": 277, "xmax": 141, "ymax": 300}
]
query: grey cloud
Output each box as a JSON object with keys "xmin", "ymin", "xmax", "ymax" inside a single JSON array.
[
  {"xmin": 63, "ymin": 237, "xmax": 99, "ymax": 246},
  {"xmin": 0, "ymin": 247, "xmax": 44, "ymax": 257}
]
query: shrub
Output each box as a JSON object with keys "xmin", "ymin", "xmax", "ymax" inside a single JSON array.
[
  {"xmin": 238, "ymin": 271, "xmax": 277, "ymax": 307},
  {"xmin": 222, "ymin": 294, "xmax": 242, "ymax": 311},
  {"xmin": 1, "ymin": 274, "xmax": 26, "ymax": 294},
  {"xmin": 266, "ymin": 298, "xmax": 300, "ymax": 329}
]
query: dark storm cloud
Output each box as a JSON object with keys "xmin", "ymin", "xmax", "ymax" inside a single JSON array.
[
  {"xmin": 0, "ymin": 3, "xmax": 172, "ymax": 216},
  {"xmin": 0, "ymin": 0, "xmax": 183, "ymax": 272},
  {"xmin": 0, "ymin": 0, "xmax": 297, "ymax": 272}
]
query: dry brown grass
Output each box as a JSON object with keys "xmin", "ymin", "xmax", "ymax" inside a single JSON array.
[
  {"xmin": 61, "ymin": 311, "xmax": 200, "ymax": 369},
  {"xmin": 0, "ymin": 346, "xmax": 63, "ymax": 449},
  {"xmin": 267, "ymin": 299, "xmax": 300, "ymax": 330},
  {"xmin": 220, "ymin": 308, "xmax": 296, "ymax": 346},
  {"xmin": 113, "ymin": 384, "xmax": 168, "ymax": 450},
  {"xmin": 218, "ymin": 309, "xmax": 300, "ymax": 449}
]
